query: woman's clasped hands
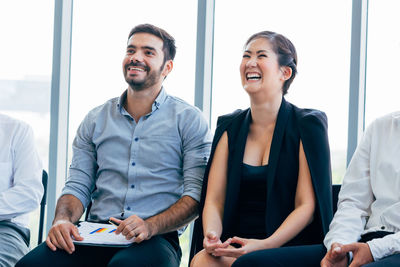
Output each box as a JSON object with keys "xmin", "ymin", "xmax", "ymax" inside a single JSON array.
[{"xmin": 204, "ymin": 231, "xmax": 269, "ymax": 258}]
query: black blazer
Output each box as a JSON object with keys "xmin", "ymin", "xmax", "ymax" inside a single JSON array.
[{"xmin": 190, "ymin": 98, "xmax": 333, "ymax": 259}]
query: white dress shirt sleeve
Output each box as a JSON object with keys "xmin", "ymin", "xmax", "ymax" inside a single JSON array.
[
  {"xmin": 367, "ymin": 232, "xmax": 400, "ymax": 261},
  {"xmin": 325, "ymin": 113, "xmax": 400, "ymax": 260},
  {"xmin": 324, "ymin": 124, "xmax": 374, "ymax": 250},
  {"xmin": 0, "ymin": 123, "xmax": 43, "ymax": 221}
]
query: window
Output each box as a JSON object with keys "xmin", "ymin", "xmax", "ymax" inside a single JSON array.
[
  {"xmin": 365, "ymin": 0, "xmax": 400, "ymax": 126},
  {"xmin": 212, "ymin": 0, "xmax": 352, "ymax": 183},
  {"xmin": 0, "ymin": 0, "xmax": 54, "ymax": 246}
]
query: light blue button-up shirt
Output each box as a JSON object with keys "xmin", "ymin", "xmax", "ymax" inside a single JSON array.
[{"xmin": 62, "ymin": 88, "xmax": 212, "ymax": 222}]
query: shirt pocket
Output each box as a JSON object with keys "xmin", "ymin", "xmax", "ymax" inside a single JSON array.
[{"xmin": 0, "ymin": 162, "xmax": 13, "ymax": 192}]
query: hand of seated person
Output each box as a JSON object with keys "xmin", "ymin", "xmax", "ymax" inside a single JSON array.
[
  {"xmin": 321, "ymin": 242, "xmax": 373, "ymax": 267},
  {"xmin": 111, "ymin": 215, "xmax": 154, "ymax": 243},
  {"xmin": 341, "ymin": 242, "xmax": 373, "ymax": 267},
  {"xmin": 321, "ymin": 243, "xmax": 348, "ymax": 267},
  {"xmin": 203, "ymin": 231, "xmax": 231, "ymax": 256},
  {"xmin": 212, "ymin": 236, "xmax": 268, "ymax": 258},
  {"xmin": 46, "ymin": 219, "xmax": 83, "ymax": 254}
]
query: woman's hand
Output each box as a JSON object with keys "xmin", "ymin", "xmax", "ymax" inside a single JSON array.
[
  {"xmin": 203, "ymin": 231, "xmax": 231, "ymax": 255},
  {"xmin": 212, "ymin": 236, "xmax": 268, "ymax": 258}
]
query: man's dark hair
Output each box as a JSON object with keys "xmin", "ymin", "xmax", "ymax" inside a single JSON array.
[{"xmin": 128, "ymin": 24, "xmax": 176, "ymax": 64}]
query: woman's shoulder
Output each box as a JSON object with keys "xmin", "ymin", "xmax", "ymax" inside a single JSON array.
[
  {"xmin": 292, "ymin": 106, "xmax": 328, "ymax": 129},
  {"xmin": 216, "ymin": 108, "xmax": 249, "ymax": 129}
]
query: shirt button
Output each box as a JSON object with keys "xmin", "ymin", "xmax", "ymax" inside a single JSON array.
[
  {"xmin": 127, "ymin": 207, "xmax": 131, "ymax": 211},
  {"xmin": 131, "ymin": 162, "xmax": 135, "ymax": 166},
  {"xmin": 121, "ymin": 212, "xmax": 124, "ymax": 217},
  {"xmin": 134, "ymin": 137, "xmax": 139, "ymax": 142},
  {"xmin": 131, "ymin": 184, "xmax": 135, "ymax": 189},
  {"xmin": 203, "ymin": 157, "xmax": 207, "ymax": 161},
  {"xmin": 381, "ymin": 226, "xmax": 386, "ymax": 230}
]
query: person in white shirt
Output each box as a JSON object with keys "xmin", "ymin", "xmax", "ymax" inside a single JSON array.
[
  {"xmin": 0, "ymin": 114, "xmax": 43, "ymax": 267},
  {"xmin": 321, "ymin": 111, "xmax": 400, "ymax": 267},
  {"xmin": 232, "ymin": 111, "xmax": 400, "ymax": 267}
]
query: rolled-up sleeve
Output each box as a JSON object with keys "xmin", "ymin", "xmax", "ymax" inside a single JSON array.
[
  {"xmin": 181, "ymin": 109, "xmax": 212, "ymax": 202},
  {"xmin": 61, "ymin": 113, "xmax": 98, "ymax": 208}
]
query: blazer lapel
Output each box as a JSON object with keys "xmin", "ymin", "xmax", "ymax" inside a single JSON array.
[
  {"xmin": 223, "ymin": 109, "xmax": 251, "ymax": 233},
  {"xmin": 266, "ymin": 98, "xmax": 292, "ymax": 202}
]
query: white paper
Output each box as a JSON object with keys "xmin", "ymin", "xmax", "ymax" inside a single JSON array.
[{"xmin": 73, "ymin": 221, "xmax": 134, "ymax": 247}]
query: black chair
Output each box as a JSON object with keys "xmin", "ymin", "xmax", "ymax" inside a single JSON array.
[
  {"xmin": 332, "ymin": 184, "xmax": 341, "ymax": 215},
  {"xmin": 38, "ymin": 170, "xmax": 48, "ymax": 245}
]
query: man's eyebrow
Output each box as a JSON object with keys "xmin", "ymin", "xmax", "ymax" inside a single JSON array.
[
  {"xmin": 142, "ymin": 46, "xmax": 157, "ymax": 52},
  {"xmin": 126, "ymin": 45, "xmax": 157, "ymax": 51}
]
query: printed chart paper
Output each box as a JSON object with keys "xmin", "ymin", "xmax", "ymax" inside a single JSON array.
[{"xmin": 73, "ymin": 221, "xmax": 134, "ymax": 247}]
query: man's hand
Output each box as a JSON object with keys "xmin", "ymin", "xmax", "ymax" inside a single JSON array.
[
  {"xmin": 321, "ymin": 242, "xmax": 374, "ymax": 267},
  {"xmin": 341, "ymin": 242, "xmax": 373, "ymax": 267},
  {"xmin": 112, "ymin": 215, "xmax": 155, "ymax": 243},
  {"xmin": 203, "ymin": 231, "xmax": 231, "ymax": 255},
  {"xmin": 46, "ymin": 220, "xmax": 83, "ymax": 254},
  {"xmin": 321, "ymin": 243, "xmax": 348, "ymax": 267}
]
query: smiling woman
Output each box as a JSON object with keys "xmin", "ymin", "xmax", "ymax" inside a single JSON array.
[
  {"xmin": 240, "ymin": 31, "xmax": 297, "ymax": 98},
  {"xmin": 211, "ymin": 0, "xmax": 351, "ymax": 185},
  {"xmin": 190, "ymin": 30, "xmax": 332, "ymax": 267}
]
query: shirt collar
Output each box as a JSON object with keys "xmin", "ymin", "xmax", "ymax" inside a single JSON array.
[
  {"xmin": 151, "ymin": 87, "xmax": 167, "ymax": 112},
  {"xmin": 117, "ymin": 90, "xmax": 128, "ymax": 115},
  {"xmin": 116, "ymin": 87, "xmax": 168, "ymax": 116}
]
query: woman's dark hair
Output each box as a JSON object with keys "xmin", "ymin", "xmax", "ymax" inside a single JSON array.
[
  {"xmin": 128, "ymin": 23, "xmax": 176, "ymax": 64},
  {"xmin": 245, "ymin": 31, "xmax": 297, "ymax": 95}
]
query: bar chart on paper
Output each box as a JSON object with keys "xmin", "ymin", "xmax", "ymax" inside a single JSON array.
[{"xmin": 73, "ymin": 221, "xmax": 134, "ymax": 247}]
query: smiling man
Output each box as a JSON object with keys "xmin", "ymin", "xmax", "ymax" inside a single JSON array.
[{"xmin": 17, "ymin": 24, "xmax": 212, "ymax": 267}]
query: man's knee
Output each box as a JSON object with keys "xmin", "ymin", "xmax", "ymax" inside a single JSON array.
[
  {"xmin": 108, "ymin": 236, "xmax": 180, "ymax": 267},
  {"xmin": 16, "ymin": 243, "xmax": 76, "ymax": 267},
  {"xmin": 16, "ymin": 243, "xmax": 51, "ymax": 267}
]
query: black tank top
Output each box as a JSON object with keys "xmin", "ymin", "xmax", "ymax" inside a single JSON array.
[{"xmin": 233, "ymin": 163, "xmax": 268, "ymax": 239}]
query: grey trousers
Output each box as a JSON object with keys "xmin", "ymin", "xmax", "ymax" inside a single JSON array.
[{"xmin": 0, "ymin": 222, "xmax": 30, "ymax": 267}]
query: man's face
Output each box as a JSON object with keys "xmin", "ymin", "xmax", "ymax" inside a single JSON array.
[{"xmin": 123, "ymin": 33, "xmax": 167, "ymax": 91}]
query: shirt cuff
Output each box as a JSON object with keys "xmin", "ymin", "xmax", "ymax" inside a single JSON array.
[{"xmin": 367, "ymin": 238, "xmax": 396, "ymax": 261}]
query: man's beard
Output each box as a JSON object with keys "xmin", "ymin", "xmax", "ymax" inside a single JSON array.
[{"xmin": 124, "ymin": 62, "xmax": 164, "ymax": 91}]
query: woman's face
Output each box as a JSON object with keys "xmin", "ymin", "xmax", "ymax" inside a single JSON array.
[{"xmin": 240, "ymin": 38, "xmax": 285, "ymax": 96}]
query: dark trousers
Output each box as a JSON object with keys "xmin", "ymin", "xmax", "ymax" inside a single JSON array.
[
  {"xmin": 232, "ymin": 244, "xmax": 326, "ymax": 267},
  {"xmin": 16, "ymin": 232, "xmax": 181, "ymax": 267},
  {"xmin": 232, "ymin": 231, "xmax": 400, "ymax": 267}
]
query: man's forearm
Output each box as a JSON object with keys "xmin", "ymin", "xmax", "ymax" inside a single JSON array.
[
  {"xmin": 146, "ymin": 195, "xmax": 198, "ymax": 236},
  {"xmin": 53, "ymin": 194, "xmax": 84, "ymax": 224}
]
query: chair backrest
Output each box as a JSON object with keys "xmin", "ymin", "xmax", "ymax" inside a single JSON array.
[
  {"xmin": 332, "ymin": 184, "xmax": 341, "ymax": 215},
  {"xmin": 38, "ymin": 170, "xmax": 48, "ymax": 245},
  {"xmin": 84, "ymin": 201, "xmax": 92, "ymax": 221}
]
